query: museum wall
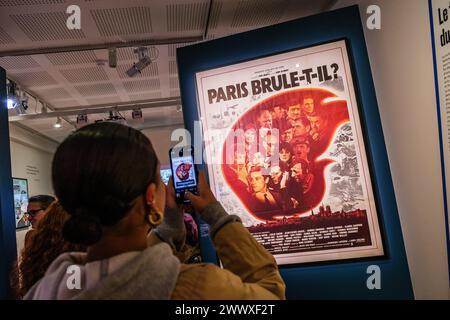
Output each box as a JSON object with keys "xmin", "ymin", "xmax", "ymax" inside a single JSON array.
[
  {"xmin": 333, "ymin": 0, "xmax": 450, "ymax": 299},
  {"xmin": 9, "ymin": 124, "xmax": 57, "ymax": 255},
  {"xmin": 142, "ymin": 125, "xmax": 188, "ymax": 167}
]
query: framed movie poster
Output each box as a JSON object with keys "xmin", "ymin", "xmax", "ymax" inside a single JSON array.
[
  {"xmin": 194, "ymin": 40, "xmax": 384, "ymax": 265},
  {"xmin": 12, "ymin": 178, "xmax": 29, "ymax": 229}
]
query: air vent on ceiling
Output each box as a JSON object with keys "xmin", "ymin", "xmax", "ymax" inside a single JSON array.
[
  {"xmin": 37, "ymin": 87, "xmax": 71, "ymax": 100},
  {"xmin": 0, "ymin": 0, "xmax": 65, "ymax": 6},
  {"xmin": 0, "ymin": 56, "xmax": 40, "ymax": 69},
  {"xmin": 74, "ymin": 82, "xmax": 117, "ymax": 96},
  {"xmin": 60, "ymin": 66, "xmax": 109, "ymax": 83},
  {"xmin": 169, "ymin": 77, "xmax": 179, "ymax": 89},
  {"xmin": 0, "ymin": 27, "xmax": 15, "ymax": 44},
  {"xmin": 231, "ymin": 0, "xmax": 285, "ymax": 28},
  {"xmin": 116, "ymin": 62, "xmax": 159, "ymax": 79},
  {"xmin": 91, "ymin": 7, "xmax": 153, "ymax": 37},
  {"xmin": 166, "ymin": 2, "xmax": 208, "ymax": 32},
  {"xmin": 46, "ymin": 51, "xmax": 98, "ymax": 66},
  {"xmin": 123, "ymin": 79, "xmax": 161, "ymax": 93},
  {"xmin": 11, "ymin": 71, "xmax": 57, "ymax": 87},
  {"xmin": 209, "ymin": 1, "xmax": 223, "ymax": 30},
  {"xmin": 10, "ymin": 12, "xmax": 85, "ymax": 41},
  {"xmin": 169, "ymin": 61, "xmax": 178, "ymax": 75}
]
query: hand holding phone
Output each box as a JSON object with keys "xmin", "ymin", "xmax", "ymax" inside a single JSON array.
[
  {"xmin": 184, "ymin": 171, "xmax": 217, "ymax": 214},
  {"xmin": 169, "ymin": 146, "xmax": 198, "ymax": 204}
]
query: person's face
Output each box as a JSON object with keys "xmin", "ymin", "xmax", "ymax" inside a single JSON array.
[
  {"xmin": 272, "ymin": 106, "xmax": 284, "ymax": 119},
  {"xmin": 245, "ymin": 129, "xmax": 256, "ymax": 144},
  {"xmin": 249, "ymin": 171, "xmax": 267, "ymax": 193},
  {"xmin": 252, "ymin": 152, "xmax": 264, "ymax": 165},
  {"xmin": 309, "ymin": 115, "xmax": 325, "ymax": 132},
  {"xmin": 287, "ymin": 104, "xmax": 301, "ymax": 120},
  {"xmin": 235, "ymin": 152, "xmax": 246, "ymax": 165},
  {"xmin": 302, "ymin": 98, "xmax": 314, "ymax": 115},
  {"xmin": 281, "ymin": 128, "xmax": 293, "ymax": 143},
  {"xmin": 293, "ymin": 143, "xmax": 310, "ymax": 160},
  {"xmin": 293, "ymin": 120, "xmax": 309, "ymax": 137},
  {"xmin": 258, "ymin": 111, "xmax": 272, "ymax": 129},
  {"xmin": 291, "ymin": 163, "xmax": 304, "ymax": 181},
  {"xmin": 270, "ymin": 166, "xmax": 282, "ymax": 183},
  {"xmin": 279, "ymin": 148, "xmax": 291, "ymax": 162},
  {"xmin": 27, "ymin": 202, "xmax": 46, "ymax": 229},
  {"xmin": 263, "ymin": 135, "xmax": 277, "ymax": 156}
]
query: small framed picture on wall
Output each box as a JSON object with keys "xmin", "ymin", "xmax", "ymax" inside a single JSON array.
[{"xmin": 13, "ymin": 177, "xmax": 29, "ymax": 229}]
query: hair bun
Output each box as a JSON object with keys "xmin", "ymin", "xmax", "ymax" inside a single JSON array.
[{"xmin": 62, "ymin": 207, "xmax": 102, "ymax": 246}]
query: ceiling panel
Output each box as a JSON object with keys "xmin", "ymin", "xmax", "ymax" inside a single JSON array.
[
  {"xmin": 231, "ymin": 0, "xmax": 285, "ymax": 28},
  {"xmin": 0, "ymin": 26, "xmax": 15, "ymax": 44},
  {"xmin": 169, "ymin": 60, "xmax": 178, "ymax": 74},
  {"xmin": 0, "ymin": 56, "xmax": 40, "ymax": 69},
  {"xmin": 10, "ymin": 71, "xmax": 57, "ymax": 86},
  {"xmin": 60, "ymin": 66, "xmax": 109, "ymax": 83},
  {"xmin": 166, "ymin": 2, "xmax": 208, "ymax": 32},
  {"xmin": 91, "ymin": 6, "xmax": 153, "ymax": 37},
  {"xmin": 123, "ymin": 79, "xmax": 161, "ymax": 93},
  {"xmin": 37, "ymin": 87, "xmax": 71, "ymax": 100},
  {"xmin": 10, "ymin": 11, "xmax": 85, "ymax": 41},
  {"xmin": 169, "ymin": 77, "xmax": 179, "ymax": 89},
  {"xmin": 0, "ymin": 0, "xmax": 65, "ymax": 6},
  {"xmin": 74, "ymin": 82, "xmax": 117, "ymax": 96}
]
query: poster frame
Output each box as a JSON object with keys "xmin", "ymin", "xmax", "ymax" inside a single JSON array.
[
  {"xmin": 12, "ymin": 177, "xmax": 29, "ymax": 230},
  {"xmin": 428, "ymin": 0, "xmax": 450, "ymax": 283},
  {"xmin": 177, "ymin": 5, "xmax": 413, "ymax": 299}
]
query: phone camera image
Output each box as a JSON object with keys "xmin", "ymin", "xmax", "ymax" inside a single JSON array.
[{"xmin": 169, "ymin": 146, "xmax": 198, "ymax": 204}]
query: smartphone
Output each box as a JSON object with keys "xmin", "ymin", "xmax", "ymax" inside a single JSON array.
[{"xmin": 169, "ymin": 145, "xmax": 198, "ymax": 204}]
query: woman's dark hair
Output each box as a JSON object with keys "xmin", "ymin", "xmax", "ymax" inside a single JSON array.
[
  {"xmin": 28, "ymin": 195, "xmax": 55, "ymax": 210},
  {"xmin": 13, "ymin": 201, "xmax": 86, "ymax": 298},
  {"xmin": 52, "ymin": 122, "xmax": 159, "ymax": 246}
]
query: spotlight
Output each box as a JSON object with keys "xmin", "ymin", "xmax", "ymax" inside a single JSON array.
[
  {"xmin": 126, "ymin": 47, "xmax": 151, "ymax": 77},
  {"xmin": 53, "ymin": 117, "xmax": 62, "ymax": 128},
  {"xmin": 131, "ymin": 108, "xmax": 144, "ymax": 124},
  {"xmin": 76, "ymin": 113, "xmax": 89, "ymax": 128},
  {"xmin": 7, "ymin": 98, "xmax": 16, "ymax": 109},
  {"xmin": 7, "ymin": 81, "xmax": 19, "ymax": 109}
]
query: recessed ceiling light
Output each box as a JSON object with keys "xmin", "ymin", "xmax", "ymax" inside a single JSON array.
[{"xmin": 53, "ymin": 117, "xmax": 62, "ymax": 128}]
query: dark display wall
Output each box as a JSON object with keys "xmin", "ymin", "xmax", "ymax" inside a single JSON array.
[{"xmin": 177, "ymin": 5, "xmax": 413, "ymax": 299}]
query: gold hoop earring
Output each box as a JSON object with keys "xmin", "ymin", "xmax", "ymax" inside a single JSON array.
[{"xmin": 147, "ymin": 210, "xmax": 163, "ymax": 226}]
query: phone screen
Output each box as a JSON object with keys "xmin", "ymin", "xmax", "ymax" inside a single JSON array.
[{"xmin": 170, "ymin": 146, "xmax": 198, "ymax": 203}]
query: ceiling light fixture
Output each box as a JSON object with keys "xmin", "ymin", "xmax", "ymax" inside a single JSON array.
[
  {"xmin": 131, "ymin": 108, "xmax": 144, "ymax": 124},
  {"xmin": 76, "ymin": 113, "xmax": 89, "ymax": 129},
  {"xmin": 126, "ymin": 47, "xmax": 152, "ymax": 77},
  {"xmin": 53, "ymin": 117, "xmax": 62, "ymax": 128},
  {"xmin": 6, "ymin": 81, "xmax": 19, "ymax": 110}
]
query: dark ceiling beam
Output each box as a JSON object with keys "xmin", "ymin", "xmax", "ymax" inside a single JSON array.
[
  {"xmin": 203, "ymin": 0, "xmax": 213, "ymax": 40},
  {"xmin": 0, "ymin": 36, "xmax": 203, "ymax": 57},
  {"xmin": 322, "ymin": 0, "xmax": 339, "ymax": 12}
]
